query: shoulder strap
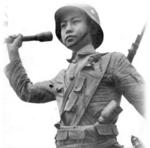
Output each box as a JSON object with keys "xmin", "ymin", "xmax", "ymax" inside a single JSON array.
[
  {"xmin": 71, "ymin": 52, "xmax": 112, "ymax": 125},
  {"xmin": 60, "ymin": 78, "xmax": 75, "ymax": 115}
]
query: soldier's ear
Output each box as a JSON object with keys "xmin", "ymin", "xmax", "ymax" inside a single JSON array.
[
  {"xmin": 87, "ymin": 20, "xmax": 99, "ymax": 48},
  {"xmin": 89, "ymin": 20, "xmax": 98, "ymax": 35}
]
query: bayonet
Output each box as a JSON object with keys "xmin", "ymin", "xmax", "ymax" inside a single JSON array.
[{"xmin": 127, "ymin": 24, "xmax": 147, "ymax": 63}]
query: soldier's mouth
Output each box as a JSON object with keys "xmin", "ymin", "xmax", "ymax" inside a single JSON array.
[{"xmin": 65, "ymin": 36, "xmax": 76, "ymax": 42}]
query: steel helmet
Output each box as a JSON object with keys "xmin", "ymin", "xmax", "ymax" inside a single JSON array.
[{"xmin": 54, "ymin": 4, "xmax": 104, "ymax": 49}]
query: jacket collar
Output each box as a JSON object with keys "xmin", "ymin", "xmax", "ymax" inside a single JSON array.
[{"xmin": 67, "ymin": 44, "xmax": 96, "ymax": 63}]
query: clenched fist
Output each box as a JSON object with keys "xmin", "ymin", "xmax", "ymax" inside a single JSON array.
[{"xmin": 5, "ymin": 34, "xmax": 23, "ymax": 61}]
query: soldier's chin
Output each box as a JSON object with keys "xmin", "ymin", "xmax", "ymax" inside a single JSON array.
[{"xmin": 65, "ymin": 41, "xmax": 77, "ymax": 49}]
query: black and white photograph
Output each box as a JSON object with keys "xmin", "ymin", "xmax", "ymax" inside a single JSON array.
[{"xmin": 0, "ymin": 0, "xmax": 150, "ymax": 148}]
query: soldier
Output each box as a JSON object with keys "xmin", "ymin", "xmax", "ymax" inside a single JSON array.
[{"xmin": 5, "ymin": 4, "xmax": 145, "ymax": 148}]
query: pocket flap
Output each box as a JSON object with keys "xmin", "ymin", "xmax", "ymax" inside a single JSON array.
[
  {"xmin": 95, "ymin": 124, "xmax": 118, "ymax": 136},
  {"xmin": 68, "ymin": 130, "xmax": 85, "ymax": 140},
  {"xmin": 55, "ymin": 130, "xmax": 68, "ymax": 140}
]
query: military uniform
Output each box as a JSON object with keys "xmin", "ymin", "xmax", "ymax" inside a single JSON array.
[
  {"xmin": 5, "ymin": 3, "xmax": 145, "ymax": 148},
  {"xmin": 5, "ymin": 43, "xmax": 144, "ymax": 148}
]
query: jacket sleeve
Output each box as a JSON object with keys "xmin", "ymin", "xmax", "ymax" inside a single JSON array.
[
  {"xmin": 4, "ymin": 59, "xmax": 56, "ymax": 103},
  {"xmin": 111, "ymin": 52, "xmax": 145, "ymax": 117}
]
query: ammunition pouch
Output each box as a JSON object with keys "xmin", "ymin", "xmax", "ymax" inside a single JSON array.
[
  {"xmin": 55, "ymin": 123, "xmax": 118, "ymax": 141},
  {"xmin": 95, "ymin": 124, "xmax": 118, "ymax": 136},
  {"xmin": 98, "ymin": 105, "xmax": 123, "ymax": 123}
]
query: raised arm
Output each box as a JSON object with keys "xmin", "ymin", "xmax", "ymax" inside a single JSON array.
[{"xmin": 5, "ymin": 34, "xmax": 56, "ymax": 103}]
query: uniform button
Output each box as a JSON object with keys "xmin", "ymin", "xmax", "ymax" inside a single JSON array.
[
  {"xmin": 49, "ymin": 84, "xmax": 54, "ymax": 88},
  {"xmin": 69, "ymin": 76, "xmax": 75, "ymax": 80},
  {"xmin": 71, "ymin": 105, "xmax": 77, "ymax": 112}
]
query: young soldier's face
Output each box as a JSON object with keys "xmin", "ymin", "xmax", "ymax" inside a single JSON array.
[{"xmin": 60, "ymin": 10, "xmax": 91, "ymax": 50}]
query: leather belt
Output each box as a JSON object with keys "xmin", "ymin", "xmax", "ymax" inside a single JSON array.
[{"xmin": 55, "ymin": 123, "xmax": 118, "ymax": 141}]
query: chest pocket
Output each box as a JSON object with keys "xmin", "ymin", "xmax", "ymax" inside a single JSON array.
[{"xmin": 64, "ymin": 75, "xmax": 86, "ymax": 112}]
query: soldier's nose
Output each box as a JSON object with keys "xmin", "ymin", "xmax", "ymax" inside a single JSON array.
[{"xmin": 65, "ymin": 23, "xmax": 73, "ymax": 33}]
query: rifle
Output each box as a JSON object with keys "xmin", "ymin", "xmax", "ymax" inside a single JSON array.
[{"xmin": 98, "ymin": 24, "xmax": 146, "ymax": 123}]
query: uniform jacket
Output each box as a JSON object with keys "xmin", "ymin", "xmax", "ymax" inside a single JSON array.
[{"xmin": 5, "ymin": 44, "xmax": 145, "ymax": 127}]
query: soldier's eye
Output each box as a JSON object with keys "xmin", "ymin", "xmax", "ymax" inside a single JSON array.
[
  {"xmin": 61, "ymin": 23, "xmax": 66, "ymax": 29},
  {"xmin": 72, "ymin": 19, "xmax": 80, "ymax": 24}
]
